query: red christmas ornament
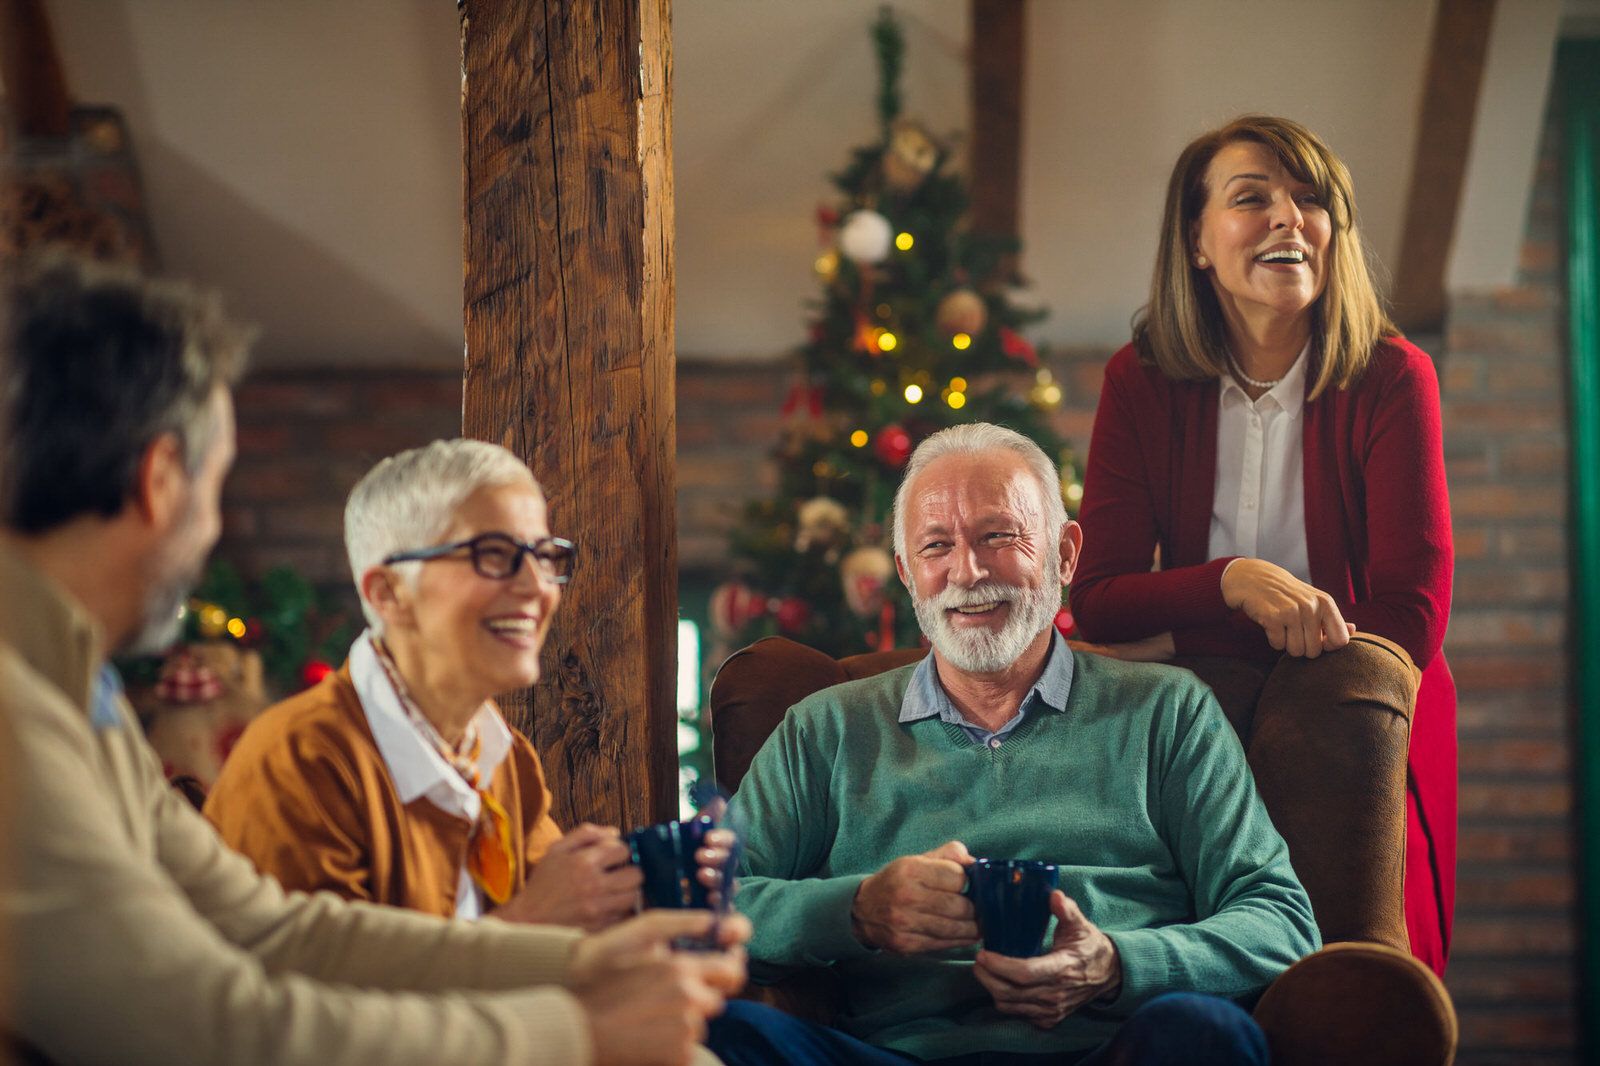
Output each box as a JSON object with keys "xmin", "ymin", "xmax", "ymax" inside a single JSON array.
[
  {"xmin": 239, "ymin": 617, "xmax": 266, "ymax": 648},
  {"xmin": 301, "ymin": 660, "xmax": 335, "ymax": 688},
  {"xmin": 709, "ymin": 580, "xmax": 769, "ymax": 638},
  {"xmin": 999, "ymin": 326, "xmax": 1040, "ymax": 367},
  {"xmin": 1053, "ymin": 607, "xmax": 1077, "ymax": 638},
  {"xmin": 773, "ymin": 597, "xmax": 813, "ymax": 634},
  {"xmin": 874, "ymin": 424, "xmax": 913, "ymax": 468}
]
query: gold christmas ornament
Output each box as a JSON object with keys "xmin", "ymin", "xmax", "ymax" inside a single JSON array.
[
  {"xmin": 935, "ymin": 289, "xmax": 987, "ymax": 336},
  {"xmin": 794, "ymin": 496, "xmax": 851, "ymax": 553},
  {"xmin": 882, "ymin": 120, "xmax": 941, "ymax": 193},
  {"xmin": 841, "ymin": 545, "xmax": 895, "ymax": 618}
]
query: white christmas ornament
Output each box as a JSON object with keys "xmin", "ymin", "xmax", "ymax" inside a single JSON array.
[{"xmin": 838, "ymin": 210, "xmax": 894, "ymax": 264}]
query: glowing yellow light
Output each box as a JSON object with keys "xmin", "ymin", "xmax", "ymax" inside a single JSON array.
[
  {"xmin": 1043, "ymin": 385, "xmax": 1062, "ymax": 405},
  {"xmin": 1036, "ymin": 368, "xmax": 1053, "ymax": 384},
  {"xmin": 850, "ymin": 429, "xmax": 869, "ymax": 448},
  {"xmin": 877, "ymin": 330, "xmax": 899, "ymax": 352},
  {"xmin": 952, "ymin": 332, "xmax": 972, "ymax": 350},
  {"xmin": 814, "ymin": 250, "xmax": 839, "ymax": 276},
  {"xmin": 1065, "ymin": 482, "xmax": 1085, "ymax": 503},
  {"xmin": 226, "ymin": 617, "xmax": 247, "ymax": 639},
  {"xmin": 870, "ymin": 379, "xmax": 888, "ymax": 396},
  {"xmin": 950, "ymin": 376, "xmax": 968, "ymax": 392},
  {"xmin": 904, "ymin": 384, "xmax": 924, "ymax": 404},
  {"xmin": 895, "ymin": 231, "xmax": 915, "ymax": 251},
  {"xmin": 947, "ymin": 391, "xmax": 968, "ymax": 410}
]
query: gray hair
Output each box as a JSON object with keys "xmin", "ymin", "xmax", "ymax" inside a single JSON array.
[
  {"xmin": 891, "ymin": 423, "xmax": 1067, "ymax": 565},
  {"xmin": 345, "ymin": 439, "xmax": 542, "ymax": 632}
]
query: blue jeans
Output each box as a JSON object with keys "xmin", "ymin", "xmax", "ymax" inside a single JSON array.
[{"xmin": 707, "ymin": 992, "xmax": 1267, "ymax": 1066}]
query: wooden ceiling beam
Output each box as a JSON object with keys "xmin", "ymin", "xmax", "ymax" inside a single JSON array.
[
  {"xmin": 969, "ymin": 0, "xmax": 1026, "ymax": 260},
  {"xmin": 1392, "ymin": 0, "xmax": 1497, "ymax": 334},
  {"xmin": 0, "ymin": 0, "xmax": 72, "ymax": 138}
]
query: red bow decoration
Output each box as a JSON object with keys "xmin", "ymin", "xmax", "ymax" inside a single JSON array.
[
  {"xmin": 781, "ymin": 382, "xmax": 825, "ymax": 420},
  {"xmin": 999, "ymin": 326, "xmax": 1039, "ymax": 367},
  {"xmin": 155, "ymin": 649, "xmax": 223, "ymax": 704}
]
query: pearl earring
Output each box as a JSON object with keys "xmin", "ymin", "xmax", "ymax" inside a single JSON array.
[{"xmin": 1195, "ymin": 255, "xmax": 1209, "ymax": 268}]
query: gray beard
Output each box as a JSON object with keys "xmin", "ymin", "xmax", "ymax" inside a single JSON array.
[
  {"xmin": 911, "ymin": 554, "xmax": 1062, "ymax": 675},
  {"xmin": 125, "ymin": 573, "xmax": 193, "ymax": 656}
]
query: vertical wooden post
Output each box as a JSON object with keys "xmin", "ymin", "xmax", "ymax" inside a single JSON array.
[
  {"xmin": 1391, "ymin": 0, "xmax": 1496, "ymax": 333},
  {"xmin": 460, "ymin": 0, "xmax": 678, "ymax": 829},
  {"xmin": 969, "ymin": 0, "xmax": 1026, "ymax": 274}
]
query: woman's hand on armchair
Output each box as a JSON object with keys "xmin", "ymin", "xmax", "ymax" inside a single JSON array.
[{"xmin": 1221, "ymin": 558, "xmax": 1354, "ymax": 658}]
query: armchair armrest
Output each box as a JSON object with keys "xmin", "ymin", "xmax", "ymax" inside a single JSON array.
[
  {"xmin": 1246, "ymin": 633, "xmax": 1418, "ymax": 950},
  {"xmin": 1254, "ymin": 942, "xmax": 1457, "ymax": 1066}
]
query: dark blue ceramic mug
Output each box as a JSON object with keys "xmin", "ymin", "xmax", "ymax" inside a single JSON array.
[
  {"xmin": 627, "ymin": 814, "xmax": 718, "ymax": 910},
  {"xmin": 965, "ymin": 858, "xmax": 1061, "ymax": 958}
]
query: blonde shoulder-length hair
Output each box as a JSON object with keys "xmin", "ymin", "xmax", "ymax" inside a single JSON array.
[{"xmin": 1132, "ymin": 115, "xmax": 1397, "ymax": 400}]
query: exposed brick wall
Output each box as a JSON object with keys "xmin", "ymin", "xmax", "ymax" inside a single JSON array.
[
  {"xmin": 1439, "ymin": 109, "xmax": 1579, "ymax": 1065},
  {"xmin": 221, "ymin": 370, "xmax": 464, "ymax": 615}
]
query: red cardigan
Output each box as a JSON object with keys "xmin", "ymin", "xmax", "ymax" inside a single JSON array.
[{"xmin": 1071, "ymin": 337, "xmax": 1456, "ymax": 968}]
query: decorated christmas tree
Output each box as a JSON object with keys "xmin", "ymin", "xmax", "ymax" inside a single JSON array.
[{"xmin": 708, "ymin": 8, "xmax": 1081, "ymax": 659}]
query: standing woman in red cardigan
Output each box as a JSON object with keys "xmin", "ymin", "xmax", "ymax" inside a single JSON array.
[{"xmin": 1070, "ymin": 115, "xmax": 1454, "ymax": 975}]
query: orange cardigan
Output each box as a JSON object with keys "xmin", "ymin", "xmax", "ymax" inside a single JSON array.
[{"xmin": 204, "ymin": 665, "xmax": 563, "ymax": 918}]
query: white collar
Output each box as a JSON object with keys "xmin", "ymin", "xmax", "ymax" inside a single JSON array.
[
  {"xmin": 1220, "ymin": 339, "xmax": 1311, "ymax": 419},
  {"xmin": 348, "ymin": 630, "xmax": 513, "ymax": 820}
]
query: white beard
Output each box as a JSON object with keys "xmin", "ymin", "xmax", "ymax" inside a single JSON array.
[{"xmin": 911, "ymin": 552, "xmax": 1062, "ymax": 674}]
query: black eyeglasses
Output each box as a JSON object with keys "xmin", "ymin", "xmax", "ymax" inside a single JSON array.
[{"xmin": 383, "ymin": 532, "xmax": 578, "ymax": 583}]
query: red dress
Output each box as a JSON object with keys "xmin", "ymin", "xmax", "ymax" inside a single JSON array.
[{"xmin": 1071, "ymin": 338, "xmax": 1455, "ymax": 975}]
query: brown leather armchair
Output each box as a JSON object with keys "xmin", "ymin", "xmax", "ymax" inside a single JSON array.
[{"xmin": 709, "ymin": 633, "xmax": 1458, "ymax": 1066}]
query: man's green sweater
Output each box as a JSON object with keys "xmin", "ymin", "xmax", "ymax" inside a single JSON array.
[{"xmin": 731, "ymin": 650, "xmax": 1320, "ymax": 1060}]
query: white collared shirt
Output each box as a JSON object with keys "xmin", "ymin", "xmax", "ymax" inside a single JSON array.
[
  {"xmin": 348, "ymin": 631, "xmax": 514, "ymax": 920},
  {"xmin": 1209, "ymin": 344, "xmax": 1311, "ymax": 583}
]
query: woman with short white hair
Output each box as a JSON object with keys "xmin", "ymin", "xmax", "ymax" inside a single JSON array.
[{"xmin": 206, "ymin": 439, "xmax": 644, "ymax": 929}]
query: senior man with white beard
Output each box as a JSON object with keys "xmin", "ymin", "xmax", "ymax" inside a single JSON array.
[{"xmin": 708, "ymin": 424, "xmax": 1320, "ymax": 1066}]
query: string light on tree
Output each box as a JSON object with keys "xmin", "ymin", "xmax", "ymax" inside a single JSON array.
[
  {"xmin": 895, "ymin": 231, "xmax": 915, "ymax": 251},
  {"xmin": 942, "ymin": 376, "xmax": 969, "ymax": 410},
  {"xmin": 952, "ymin": 332, "xmax": 972, "ymax": 350},
  {"xmin": 850, "ymin": 429, "xmax": 869, "ymax": 448},
  {"xmin": 1029, "ymin": 368, "xmax": 1063, "ymax": 411},
  {"xmin": 903, "ymin": 383, "xmax": 923, "ymax": 404},
  {"xmin": 876, "ymin": 329, "xmax": 899, "ymax": 353}
]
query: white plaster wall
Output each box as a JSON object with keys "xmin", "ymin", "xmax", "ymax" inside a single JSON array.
[
  {"xmin": 30, "ymin": 1, "xmax": 1566, "ymax": 365},
  {"xmin": 1020, "ymin": 0, "xmax": 1434, "ymax": 347},
  {"xmin": 1446, "ymin": 0, "xmax": 1563, "ymax": 292},
  {"xmin": 46, "ymin": 0, "xmax": 463, "ymax": 367}
]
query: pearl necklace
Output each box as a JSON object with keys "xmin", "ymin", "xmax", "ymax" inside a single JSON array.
[{"xmin": 1230, "ymin": 358, "xmax": 1284, "ymax": 390}]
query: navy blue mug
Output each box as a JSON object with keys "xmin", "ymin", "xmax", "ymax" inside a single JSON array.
[
  {"xmin": 627, "ymin": 814, "xmax": 717, "ymax": 910},
  {"xmin": 965, "ymin": 858, "xmax": 1060, "ymax": 958}
]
